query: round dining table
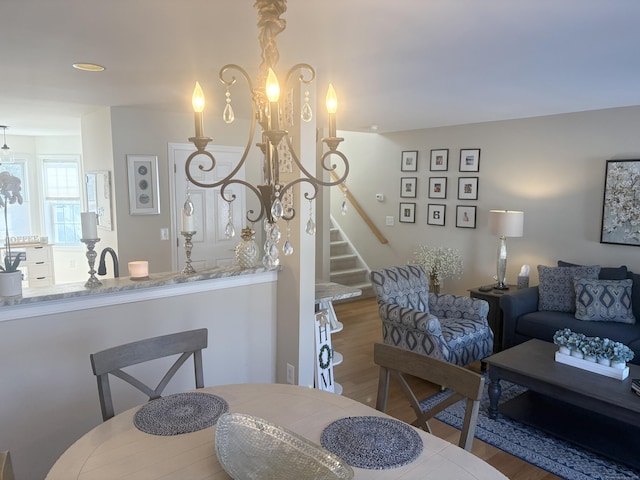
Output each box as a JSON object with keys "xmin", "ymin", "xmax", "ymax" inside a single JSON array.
[{"xmin": 46, "ymin": 383, "xmax": 507, "ymax": 479}]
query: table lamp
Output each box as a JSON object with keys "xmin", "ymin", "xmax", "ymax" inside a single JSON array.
[{"xmin": 488, "ymin": 210, "xmax": 524, "ymax": 290}]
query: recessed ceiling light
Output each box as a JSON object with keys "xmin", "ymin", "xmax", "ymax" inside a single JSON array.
[{"xmin": 72, "ymin": 63, "xmax": 105, "ymax": 72}]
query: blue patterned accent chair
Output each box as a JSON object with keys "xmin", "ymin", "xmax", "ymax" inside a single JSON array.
[{"xmin": 370, "ymin": 264, "xmax": 494, "ymax": 367}]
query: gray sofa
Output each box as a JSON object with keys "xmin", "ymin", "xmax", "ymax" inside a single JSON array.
[{"xmin": 500, "ymin": 262, "xmax": 640, "ymax": 365}]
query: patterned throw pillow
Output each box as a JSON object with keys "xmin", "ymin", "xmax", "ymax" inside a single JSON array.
[
  {"xmin": 537, "ymin": 265, "xmax": 600, "ymax": 312},
  {"xmin": 574, "ymin": 278, "xmax": 636, "ymax": 324}
]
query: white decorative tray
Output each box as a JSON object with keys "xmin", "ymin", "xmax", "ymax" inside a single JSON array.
[
  {"xmin": 555, "ymin": 351, "xmax": 629, "ymax": 380},
  {"xmin": 215, "ymin": 412, "xmax": 354, "ymax": 479}
]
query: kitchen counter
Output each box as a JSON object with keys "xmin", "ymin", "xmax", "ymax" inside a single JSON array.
[{"xmin": 0, "ymin": 265, "xmax": 276, "ymax": 321}]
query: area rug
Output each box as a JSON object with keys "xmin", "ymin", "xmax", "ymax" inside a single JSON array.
[{"xmin": 419, "ymin": 381, "xmax": 640, "ymax": 480}]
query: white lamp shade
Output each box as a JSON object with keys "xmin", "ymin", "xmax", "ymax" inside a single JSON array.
[{"xmin": 488, "ymin": 210, "xmax": 524, "ymax": 237}]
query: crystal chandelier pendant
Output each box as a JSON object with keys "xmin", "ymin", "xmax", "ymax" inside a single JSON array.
[
  {"xmin": 341, "ymin": 191, "xmax": 348, "ymax": 216},
  {"xmin": 270, "ymin": 223, "xmax": 281, "ymax": 242},
  {"xmin": 301, "ymin": 90, "xmax": 313, "ymax": 122},
  {"xmin": 183, "ymin": 196, "xmax": 194, "ymax": 216},
  {"xmin": 283, "ymin": 222, "xmax": 294, "ymax": 255},
  {"xmin": 305, "ymin": 218, "xmax": 316, "ymax": 235},
  {"xmin": 223, "ymin": 88, "xmax": 235, "ymax": 124},
  {"xmin": 271, "ymin": 198, "xmax": 284, "ymax": 219},
  {"xmin": 225, "ymin": 222, "xmax": 236, "ymax": 238},
  {"xmin": 225, "ymin": 201, "xmax": 236, "ymax": 238},
  {"xmin": 305, "ymin": 199, "xmax": 315, "ymax": 235},
  {"xmin": 262, "ymin": 220, "xmax": 280, "ymax": 269},
  {"xmin": 283, "ymin": 239, "xmax": 294, "ymax": 256}
]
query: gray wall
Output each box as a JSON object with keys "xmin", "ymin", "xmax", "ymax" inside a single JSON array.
[
  {"xmin": 332, "ymin": 106, "xmax": 640, "ymax": 295},
  {"xmin": 88, "ymin": 106, "xmax": 260, "ymax": 274}
]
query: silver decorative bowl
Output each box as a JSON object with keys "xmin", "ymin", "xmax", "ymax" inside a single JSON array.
[{"xmin": 215, "ymin": 412, "xmax": 354, "ymax": 479}]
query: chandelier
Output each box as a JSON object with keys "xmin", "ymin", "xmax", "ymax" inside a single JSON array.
[
  {"xmin": 184, "ymin": 0, "xmax": 349, "ymax": 269},
  {"xmin": 0, "ymin": 126, "xmax": 13, "ymax": 164}
]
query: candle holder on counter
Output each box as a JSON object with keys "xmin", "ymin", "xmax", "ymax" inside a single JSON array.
[
  {"xmin": 181, "ymin": 231, "xmax": 196, "ymax": 274},
  {"xmin": 81, "ymin": 238, "xmax": 102, "ymax": 288}
]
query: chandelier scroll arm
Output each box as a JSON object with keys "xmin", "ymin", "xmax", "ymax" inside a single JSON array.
[
  {"xmin": 281, "ymin": 135, "xmax": 349, "ymax": 189},
  {"xmin": 283, "ymin": 63, "xmax": 315, "ymax": 87},
  {"xmin": 186, "ymin": 65, "xmax": 257, "ymax": 191},
  {"xmin": 221, "ymin": 178, "xmax": 270, "ymax": 224}
]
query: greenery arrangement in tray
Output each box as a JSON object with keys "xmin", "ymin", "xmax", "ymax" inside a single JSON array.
[
  {"xmin": 553, "ymin": 328, "xmax": 634, "ymax": 365},
  {"xmin": 0, "ymin": 171, "xmax": 23, "ymax": 273}
]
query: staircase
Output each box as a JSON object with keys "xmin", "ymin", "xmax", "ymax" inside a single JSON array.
[{"xmin": 329, "ymin": 218, "xmax": 373, "ymax": 300}]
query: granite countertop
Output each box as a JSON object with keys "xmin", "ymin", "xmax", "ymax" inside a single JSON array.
[
  {"xmin": 1, "ymin": 265, "xmax": 273, "ymax": 308},
  {"xmin": 315, "ymin": 282, "xmax": 362, "ymax": 303}
]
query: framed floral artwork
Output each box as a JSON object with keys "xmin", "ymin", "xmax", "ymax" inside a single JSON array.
[
  {"xmin": 601, "ymin": 159, "xmax": 640, "ymax": 246},
  {"xmin": 127, "ymin": 154, "xmax": 160, "ymax": 215}
]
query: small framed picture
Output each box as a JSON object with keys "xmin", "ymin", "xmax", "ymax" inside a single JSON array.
[
  {"xmin": 428, "ymin": 177, "xmax": 447, "ymax": 199},
  {"xmin": 458, "ymin": 177, "xmax": 479, "ymax": 200},
  {"xmin": 400, "ymin": 177, "xmax": 417, "ymax": 198},
  {"xmin": 427, "ymin": 204, "xmax": 446, "ymax": 226},
  {"xmin": 401, "ymin": 150, "xmax": 418, "ymax": 172},
  {"xmin": 127, "ymin": 154, "xmax": 160, "ymax": 215},
  {"xmin": 430, "ymin": 149, "xmax": 449, "ymax": 171},
  {"xmin": 456, "ymin": 205, "xmax": 477, "ymax": 228},
  {"xmin": 399, "ymin": 202, "xmax": 416, "ymax": 223},
  {"xmin": 459, "ymin": 148, "xmax": 481, "ymax": 172}
]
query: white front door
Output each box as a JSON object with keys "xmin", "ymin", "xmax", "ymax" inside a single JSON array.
[{"xmin": 169, "ymin": 143, "xmax": 245, "ymax": 271}]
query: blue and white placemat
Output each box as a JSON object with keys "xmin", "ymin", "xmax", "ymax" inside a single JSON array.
[
  {"xmin": 134, "ymin": 391, "xmax": 228, "ymax": 436},
  {"xmin": 321, "ymin": 416, "xmax": 423, "ymax": 469}
]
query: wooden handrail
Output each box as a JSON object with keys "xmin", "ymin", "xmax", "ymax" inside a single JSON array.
[{"xmin": 331, "ymin": 171, "xmax": 388, "ymax": 244}]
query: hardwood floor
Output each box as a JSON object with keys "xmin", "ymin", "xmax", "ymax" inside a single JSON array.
[{"xmin": 332, "ymin": 297, "xmax": 561, "ymax": 480}]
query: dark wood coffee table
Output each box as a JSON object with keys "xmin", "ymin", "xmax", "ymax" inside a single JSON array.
[{"xmin": 486, "ymin": 339, "xmax": 640, "ymax": 468}]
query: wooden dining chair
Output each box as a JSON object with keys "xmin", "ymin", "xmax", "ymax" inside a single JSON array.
[
  {"xmin": 90, "ymin": 328, "xmax": 208, "ymax": 421},
  {"xmin": 373, "ymin": 342, "xmax": 485, "ymax": 451},
  {"xmin": 0, "ymin": 451, "xmax": 15, "ymax": 480}
]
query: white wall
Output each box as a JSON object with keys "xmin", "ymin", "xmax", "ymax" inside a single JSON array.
[
  {"xmin": 332, "ymin": 106, "xmax": 640, "ymax": 295},
  {"xmin": 0, "ymin": 277, "xmax": 277, "ymax": 479}
]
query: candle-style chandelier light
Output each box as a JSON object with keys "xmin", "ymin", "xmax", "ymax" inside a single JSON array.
[{"xmin": 184, "ymin": 0, "xmax": 349, "ymax": 269}]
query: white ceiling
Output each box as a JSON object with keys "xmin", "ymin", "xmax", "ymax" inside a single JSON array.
[{"xmin": 2, "ymin": 0, "xmax": 640, "ymax": 137}]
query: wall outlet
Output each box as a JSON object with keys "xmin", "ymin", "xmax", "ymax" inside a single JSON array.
[
  {"xmin": 160, "ymin": 228, "xmax": 169, "ymax": 240},
  {"xmin": 286, "ymin": 363, "xmax": 295, "ymax": 384},
  {"xmin": 385, "ymin": 216, "xmax": 394, "ymax": 226}
]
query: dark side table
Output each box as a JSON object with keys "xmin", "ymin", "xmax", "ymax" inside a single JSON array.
[{"xmin": 468, "ymin": 286, "xmax": 515, "ymax": 352}]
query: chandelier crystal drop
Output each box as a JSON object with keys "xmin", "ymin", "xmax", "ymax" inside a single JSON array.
[
  {"xmin": 283, "ymin": 222, "xmax": 294, "ymax": 256},
  {"xmin": 184, "ymin": 0, "xmax": 349, "ymax": 269},
  {"xmin": 305, "ymin": 200, "xmax": 316, "ymax": 235}
]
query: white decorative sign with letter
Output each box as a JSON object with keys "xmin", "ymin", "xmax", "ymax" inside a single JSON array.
[{"xmin": 314, "ymin": 309, "xmax": 335, "ymax": 392}]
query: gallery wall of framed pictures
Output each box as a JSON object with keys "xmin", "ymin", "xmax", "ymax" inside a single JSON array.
[{"xmin": 397, "ymin": 148, "xmax": 481, "ymax": 229}]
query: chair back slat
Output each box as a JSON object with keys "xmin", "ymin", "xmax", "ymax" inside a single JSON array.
[
  {"xmin": 374, "ymin": 342, "xmax": 484, "ymax": 451},
  {"xmin": 91, "ymin": 329, "xmax": 207, "ymax": 374},
  {"xmin": 0, "ymin": 451, "xmax": 15, "ymax": 480},
  {"xmin": 90, "ymin": 328, "xmax": 208, "ymax": 421}
]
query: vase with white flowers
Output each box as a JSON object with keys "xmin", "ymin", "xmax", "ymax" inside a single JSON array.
[
  {"xmin": 0, "ymin": 171, "xmax": 24, "ymax": 297},
  {"xmin": 413, "ymin": 245, "xmax": 463, "ymax": 294}
]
